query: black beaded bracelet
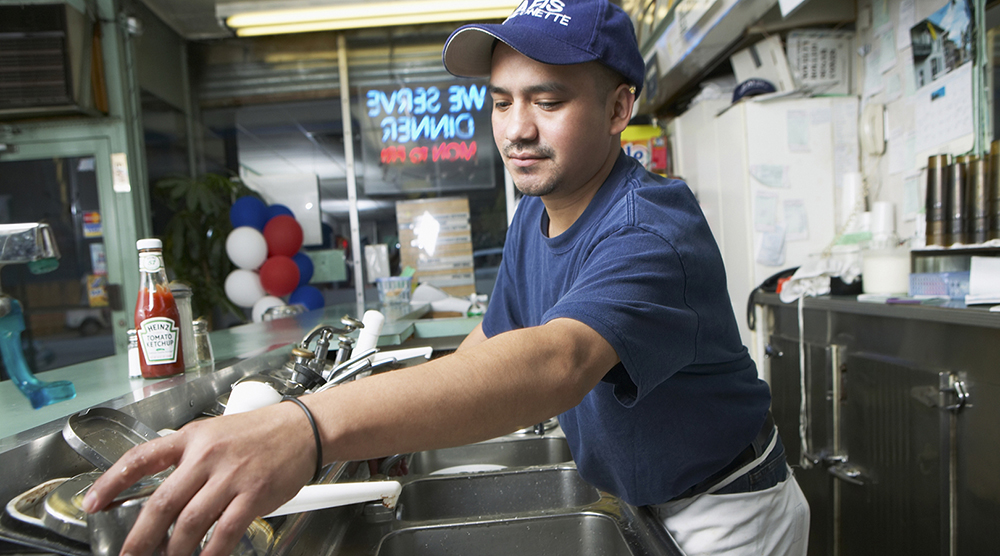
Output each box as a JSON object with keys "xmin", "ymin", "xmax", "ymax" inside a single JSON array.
[{"xmin": 282, "ymin": 396, "xmax": 324, "ymax": 483}]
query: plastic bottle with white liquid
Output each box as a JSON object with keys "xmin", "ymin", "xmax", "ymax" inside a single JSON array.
[{"xmin": 354, "ymin": 310, "xmax": 385, "ymax": 378}]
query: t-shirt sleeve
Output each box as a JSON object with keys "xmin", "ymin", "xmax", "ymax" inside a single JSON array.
[
  {"xmin": 481, "ymin": 235, "xmax": 522, "ymax": 338},
  {"xmin": 543, "ymin": 225, "xmax": 699, "ymax": 407}
]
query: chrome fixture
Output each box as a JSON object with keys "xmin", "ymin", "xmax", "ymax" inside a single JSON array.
[{"xmin": 0, "ymin": 223, "xmax": 76, "ymax": 409}]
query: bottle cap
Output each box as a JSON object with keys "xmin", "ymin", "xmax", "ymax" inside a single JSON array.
[{"xmin": 136, "ymin": 238, "xmax": 162, "ymax": 250}]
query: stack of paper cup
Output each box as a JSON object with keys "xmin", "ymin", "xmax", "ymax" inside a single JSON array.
[
  {"xmin": 870, "ymin": 201, "xmax": 896, "ymax": 249},
  {"xmin": 840, "ymin": 173, "xmax": 864, "ymax": 233}
]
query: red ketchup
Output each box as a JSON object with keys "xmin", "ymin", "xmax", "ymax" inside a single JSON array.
[{"xmin": 134, "ymin": 238, "xmax": 185, "ymax": 378}]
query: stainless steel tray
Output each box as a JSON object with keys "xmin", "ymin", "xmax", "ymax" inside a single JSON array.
[
  {"xmin": 42, "ymin": 472, "xmax": 101, "ymax": 543},
  {"xmin": 62, "ymin": 408, "xmax": 161, "ymax": 471},
  {"xmin": 5, "ymin": 477, "xmax": 68, "ymax": 530}
]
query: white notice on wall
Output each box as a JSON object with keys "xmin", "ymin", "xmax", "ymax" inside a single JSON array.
[
  {"xmin": 897, "ymin": 0, "xmax": 915, "ymax": 51},
  {"xmin": 863, "ymin": 45, "xmax": 884, "ymax": 98},
  {"xmin": 787, "ymin": 110, "xmax": 810, "ymax": 152},
  {"xmin": 888, "ymin": 126, "xmax": 906, "ymax": 175},
  {"xmin": 878, "ymin": 29, "xmax": 896, "ymax": 73},
  {"xmin": 111, "ymin": 153, "xmax": 130, "ymax": 192},
  {"xmin": 750, "ymin": 165, "xmax": 791, "ymax": 189},
  {"xmin": 756, "ymin": 227, "xmax": 786, "ymax": 267},
  {"xmin": 903, "ymin": 172, "xmax": 921, "ymax": 221},
  {"xmin": 914, "ymin": 63, "xmax": 974, "ymax": 154},
  {"xmin": 784, "ymin": 199, "xmax": 809, "ymax": 241},
  {"xmin": 754, "ymin": 191, "xmax": 780, "ymax": 232}
]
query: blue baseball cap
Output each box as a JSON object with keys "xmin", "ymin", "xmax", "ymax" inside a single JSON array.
[{"xmin": 443, "ymin": 0, "xmax": 645, "ymax": 97}]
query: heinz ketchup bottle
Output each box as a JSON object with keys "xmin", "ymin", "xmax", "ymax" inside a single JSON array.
[{"xmin": 135, "ymin": 238, "xmax": 185, "ymax": 378}]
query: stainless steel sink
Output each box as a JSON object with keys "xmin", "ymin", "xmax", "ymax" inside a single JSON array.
[
  {"xmin": 406, "ymin": 435, "xmax": 572, "ymax": 475},
  {"xmin": 376, "ymin": 513, "xmax": 634, "ymax": 556},
  {"xmin": 262, "ymin": 431, "xmax": 683, "ymax": 556},
  {"xmin": 397, "ymin": 467, "xmax": 600, "ymax": 521}
]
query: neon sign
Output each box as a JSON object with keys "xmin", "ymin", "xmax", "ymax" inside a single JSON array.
[
  {"xmin": 359, "ymin": 80, "xmax": 495, "ymax": 194},
  {"xmin": 366, "ymin": 85, "xmax": 487, "ymax": 149}
]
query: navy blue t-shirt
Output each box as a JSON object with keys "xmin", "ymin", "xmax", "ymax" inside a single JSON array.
[{"xmin": 482, "ymin": 152, "xmax": 771, "ymax": 507}]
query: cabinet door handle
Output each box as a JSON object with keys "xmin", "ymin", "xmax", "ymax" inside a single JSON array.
[
  {"xmin": 941, "ymin": 378, "xmax": 969, "ymax": 412},
  {"xmin": 828, "ymin": 461, "xmax": 866, "ymax": 486},
  {"xmin": 764, "ymin": 344, "xmax": 783, "ymax": 359}
]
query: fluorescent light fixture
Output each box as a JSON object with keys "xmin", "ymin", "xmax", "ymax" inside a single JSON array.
[{"xmin": 224, "ymin": 0, "xmax": 521, "ymax": 37}]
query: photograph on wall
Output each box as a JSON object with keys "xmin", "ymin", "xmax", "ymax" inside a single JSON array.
[{"xmin": 909, "ymin": 0, "xmax": 972, "ymax": 88}]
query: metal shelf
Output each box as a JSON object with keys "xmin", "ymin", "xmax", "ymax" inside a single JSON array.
[{"xmin": 637, "ymin": 0, "xmax": 778, "ymax": 113}]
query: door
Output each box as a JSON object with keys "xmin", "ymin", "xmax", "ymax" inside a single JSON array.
[
  {"xmin": 838, "ymin": 352, "xmax": 949, "ymax": 556},
  {"xmin": 956, "ymin": 371, "xmax": 1000, "ymax": 555},
  {"xmin": 0, "ymin": 137, "xmax": 128, "ymax": 373},
  {"xmin": 766, "ymin": 335, "xmax": 835, "ymax": 556}
]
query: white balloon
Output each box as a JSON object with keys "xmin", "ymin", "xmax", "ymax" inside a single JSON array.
[
  {"xmin": 252, "ymin": 296, "xmax": 286, "ymax": 323},
  {"xmin": 224, "ymin": 269, "xmax": 266, "ymax": 308},
  {"xmin": 226, "ymin": 226, "xmax": 268, "ymax": 270}
]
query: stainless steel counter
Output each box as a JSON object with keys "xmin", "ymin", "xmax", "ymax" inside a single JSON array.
[
  {"xmin": 755, "ymin": 292, "xmax": 1000, "ymax": 329},
  {"xmin": 0, "ymin": 302, "xmax": 480, "ymax": 441},
  {"xmin": 0, "ymin": 301, "xmax": 678, "ymax": 556}
]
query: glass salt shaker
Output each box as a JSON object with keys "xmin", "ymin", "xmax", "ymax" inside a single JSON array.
[
  {"xmin": 127, "ymin": 329, "xmax": 141, "ymax": 378},
  {"xmin": 192, "ymin": 318, "xmax": 214, "ymax": 371}
]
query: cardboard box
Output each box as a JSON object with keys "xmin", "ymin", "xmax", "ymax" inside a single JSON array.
[
  {"xmin": 396, "ymin": 197, "xmax": 476, "ymax": 297},
  {"xmin": 730, "ymin": 35, "xmax": 796, "ymax": 92}
]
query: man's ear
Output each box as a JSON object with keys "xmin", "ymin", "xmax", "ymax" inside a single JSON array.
[{"xmin": 609, "ymin": 84, "xmax": 636, "ymax": 135}]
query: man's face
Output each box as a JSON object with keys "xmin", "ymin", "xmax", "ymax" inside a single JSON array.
[{"xmin": 488, "ymin": 43, "xmax": 618, "ymax": 198}]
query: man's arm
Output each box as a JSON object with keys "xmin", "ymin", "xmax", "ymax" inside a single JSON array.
[
  {"xmin": 84, "ymin": 317, "xmax": 619, "ymax": 556},
  {"xmin": 456, "ymin": 322, "xmax": 487, "ymax": 351}
]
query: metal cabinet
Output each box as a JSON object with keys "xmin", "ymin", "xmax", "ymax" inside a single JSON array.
[
  {"xmin": 760, "ymin": 294, "xmax": 1000, "ymax": 556},
  {"xmin": 767, "ymin": 335, "xmax": 836, "ymax": 556},
  {"xmin": 838, "ymin": 353, "xmax": 949, "ymax": 556}
]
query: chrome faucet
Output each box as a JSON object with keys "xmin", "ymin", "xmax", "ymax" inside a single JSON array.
[{"xmin": 0, "ymin": 223, "xmax": 76, "ymax": 409}]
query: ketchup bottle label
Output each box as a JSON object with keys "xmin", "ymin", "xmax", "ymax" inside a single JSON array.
[
  {"xmin": 138, "ymin": 317, "xmax": 180, "ymax": 364},
  {"xmin": 140, "ymin": 253, "xmax": 162, "ymax": 272}
]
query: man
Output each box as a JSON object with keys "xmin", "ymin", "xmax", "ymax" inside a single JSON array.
[{"xmin": 84, "ymin": 1, "xmax": 808, "ymax": 555}]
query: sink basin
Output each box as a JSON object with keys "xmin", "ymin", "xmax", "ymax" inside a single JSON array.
[
  {"xmin": 407, "ymin": 436, "xmax": 572, "ymax": 475},
  {"xmin": 398, "ymin": 467, "xmax": 601, "ymax": 521},
  {"xmin": 376, "ymin": 513, "xmax": 633, "ymax": 556}
]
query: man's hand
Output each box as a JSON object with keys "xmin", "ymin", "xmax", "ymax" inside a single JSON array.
[{"xmin": 82, "ymin": 401, "xmax": 316, "ymax": 556}]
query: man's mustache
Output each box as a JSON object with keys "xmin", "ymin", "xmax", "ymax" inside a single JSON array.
[{"xmin": 503, "ymin": 143, "xmax": 555, "ymax": 159}]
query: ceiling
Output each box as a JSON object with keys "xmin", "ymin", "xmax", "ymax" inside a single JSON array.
[
  {"xmin": 140, "ymin": 0, "xmax": 231, "ymax": 39},
  {"xmin": 138, "ymin": 0, "xmax": 524, "ymax": 41}
]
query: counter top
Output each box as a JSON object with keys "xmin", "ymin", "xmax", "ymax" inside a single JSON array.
[
  {"xmin": 0, "ymin": 302, "xmax": 481, "ymax": 440},
  {"xmin": 755, "ymin": 292, "xmax": 1000, "ymax": 329}
]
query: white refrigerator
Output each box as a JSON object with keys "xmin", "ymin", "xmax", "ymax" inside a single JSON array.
[{"xmin": 673, "ymin": 96, "xmax": 859, "ymax": 365}]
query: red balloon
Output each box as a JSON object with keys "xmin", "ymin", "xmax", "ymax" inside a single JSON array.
[
  {"xmin": 259, "ymin": 255, "xmax": 300, "ymax": 297},
  {"xmin": 263, "ymin": 215, "xmax": 304, "ymax": 257}
]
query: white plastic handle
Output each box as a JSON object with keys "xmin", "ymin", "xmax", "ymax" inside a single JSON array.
[{"xmin": 263, "ymin": 481, "xmax": 402, "ymax": 518}]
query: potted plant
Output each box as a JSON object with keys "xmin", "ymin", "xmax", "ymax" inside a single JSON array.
[{"xmin": 154, "ymin": 174, "xmax": 262, "ymax": 325}]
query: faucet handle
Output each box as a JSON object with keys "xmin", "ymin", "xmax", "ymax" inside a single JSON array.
[
  {"xmin": 340, "ymin": 315, "xmax": 363, "ymax": 330},
  {"xmin": 286, "ymin": 347, "xmax": 325, "ymax": 390}
]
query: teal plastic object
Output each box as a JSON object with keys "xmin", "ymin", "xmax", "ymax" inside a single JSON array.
[
  {"xmin": 28, "ymin": 257, "xmax": 59, "ymax": 275},
  {"xmin": 0, "ymin": 297, "xmax": 76, "ymax": 409}
]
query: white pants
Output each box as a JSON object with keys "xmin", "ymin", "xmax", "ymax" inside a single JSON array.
[{"xmin": 651, "ymin": 467, "xmax": 810, "ymax": 556}]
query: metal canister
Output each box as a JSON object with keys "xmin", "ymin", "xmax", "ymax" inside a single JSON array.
[
  {"xmin": 948, "ymin": 155, "xmax": 970, "ymax": 246},
  {"xmin": 168, "ymin": 281, "xmax": 197, "ymax": 371},
  {"xmin": 969, "ymin": 156, "xmax": 990, "ymax": 244},
  {"xmin": 925, "ymin": 154, "xmax": 949, "ymax": 246}
]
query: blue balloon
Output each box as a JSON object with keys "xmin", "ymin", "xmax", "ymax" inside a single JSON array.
[
  {"xmin": 266, "ymin": 204, "xmax": 295, "ymax": 222},
  {"xmin": 230, "ymin": 196, "xmax": 268, "ymax": 231},
  {"xmin": 292, "ymin": 252, "xmax": 314, "ymax": 286},
  {"xmin": 289, "ymin": 285, "xmax": 324, "ymax": 311}
]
